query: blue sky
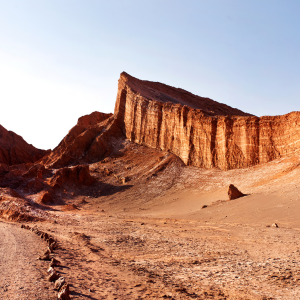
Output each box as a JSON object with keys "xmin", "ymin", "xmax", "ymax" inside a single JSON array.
[{"xmin": 0, "ymin": 0, "xmax": 299, "ymax": 149}]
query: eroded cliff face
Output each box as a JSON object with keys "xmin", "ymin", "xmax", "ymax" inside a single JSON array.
[
  {"xmin": 114, "ymin": 72, "xmax": 300, "ymax": 170},
  {"xmin": 41, "ymin": 111, "xmax": 119, "ymax": 168},
  {"xmin": 41, "ymin": 72, "xmax": 300, "ymax": 171},
  {"xmin": 0, "ymin": 124, "xmax": 48, "ymax": 167}
]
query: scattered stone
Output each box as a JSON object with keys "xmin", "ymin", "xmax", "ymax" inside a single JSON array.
[
  {"xmin": 48, "ymin": 269, "xmax": 60, "ymax": 282},
  {"xmin": 47, "ymin": 266, "xmax": 55, "ymax": 274},
  {"xmin": 202, "ymin": 205, "xmax": 208, "ymax": 209},
  {"xmin": 43, "ymin": 233, "xmax": 49, "ymax": 240},
  {"xmin": 272, "ymin": 223, "xmax": 279, "ymax": 228},
  {"xmin": 228, "ymin": 184, "xmax": 246, "ymax": 200},
  {"xmin": 54, "ymin": 277, "xmax": 65, "ymax": 291},
  {"xmin": 39, "ymin": 251, "xmax": 51, "ymax": 261},
  {"xmin": 50, "ymin": 258, "xmax": 61, "ymax": 267},
  {"xmin": 49, "ymin": 242, "xmax": 56, "ymax": 252},
  {"xmin": 58, "ymin": 283, "xmax": 70, "ymax": 300},
  {"xmin": 48, "ymin": 237, "xmax": 55, "ymax": 245}
]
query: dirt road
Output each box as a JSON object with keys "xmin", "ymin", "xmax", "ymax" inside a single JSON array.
[{"xmin": 0, "ymin": 221, "xmax": 56, "ymax": 300}]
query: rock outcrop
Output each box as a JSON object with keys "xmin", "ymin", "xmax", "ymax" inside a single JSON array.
[
  {"xmin": 0, "ymin": 124, "xmax": 49, "ymax": 166},
  {"xmin": 228, "ymin": 184, "xmax": 245, "ymax": 200},
  {"xmin": 36, "ymin": 190, "xmax": 54, "ymax": 205},
  {"xmin": 77, "ymin": 111, "xmax": 113, "ymax": 127},
  {"xmin": 50, "ymin": 165, "xmax": 95, "ymax": 188},
  {"xmin": 114, "ymin": 72, "xmax": 300, "ymax": 170},
  {"xmin": 40, "ymin": 72, "xmax": 300, "ymax": 171},
  {"xmin": 41, "ymin": 112, "xmax": 120, "ymax": 168}
]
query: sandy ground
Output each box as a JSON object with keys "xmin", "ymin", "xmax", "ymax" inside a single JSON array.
[
  {"xmin": 0, "ymin": 221, "xmax": 56, "ymax": 300},
  {"xmin": 2, "ymin": 141, "xmax": 300, "ymax": 299}
]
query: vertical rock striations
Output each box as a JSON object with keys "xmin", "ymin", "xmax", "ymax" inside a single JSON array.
[
  {"xmin": 114, "ymin": 72, "xmax": 300, "ymax": 170},
  {"xmin": 39, "ymin": 72, "xmax": 300, "ymax": 171}
]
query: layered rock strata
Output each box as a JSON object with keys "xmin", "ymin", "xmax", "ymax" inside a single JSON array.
[
  {"xmin": 114, "ymin": 72, "xmax": 300, "ymax": 170},
  {"xmin": 41, "ymin": 72, "xmax": 300, "ymax": 171}
]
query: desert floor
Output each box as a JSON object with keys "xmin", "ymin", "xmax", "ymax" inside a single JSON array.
[{"xmin": 2, "ymin": 142, "xmax": 300, "ymax": 299}]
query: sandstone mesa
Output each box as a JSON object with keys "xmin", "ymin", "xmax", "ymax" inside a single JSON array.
[{"xmin": 38, "ymin": 72, "xmax": 300, "ymax": 171}]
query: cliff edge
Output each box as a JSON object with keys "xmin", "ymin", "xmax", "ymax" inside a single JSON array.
[{"xmin": 114, "ymin": 72, "xmax": 300, "ymax": 170}]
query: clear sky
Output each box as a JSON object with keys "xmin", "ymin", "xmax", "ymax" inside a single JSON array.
[{"xmin": 0, "ymin": 0, "xmax": 299, "ymax": 150}]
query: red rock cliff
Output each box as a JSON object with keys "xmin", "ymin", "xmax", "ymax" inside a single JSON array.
[
  {"xmin": 114, "ymin": 72, "xmax": 300, "ymax": 170},
  {"xmin": 0, "ymin": 124, "xmax": 48, "ymax": 166},
  {"xmin": 41, "ymin": 111, "xmax": 117, "ymax": 168}
]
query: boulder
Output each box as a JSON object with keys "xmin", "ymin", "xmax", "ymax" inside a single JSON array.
[
  {"xmin": 228, "ymin": 184, "xmax": 245, "ymax": 200},
  {"xmin": 36, "ymin": 190, "xmax": 54, "ymax": 205}
]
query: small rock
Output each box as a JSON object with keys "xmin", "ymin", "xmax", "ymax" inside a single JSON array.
[
  {"xmin": 58, "ymin": 283, "xmax": 70, "ymax": 300},
  {"xmin": 43, "ymin": 233, "xmax": 49, "ymax": 240},
  {"xmin": 50, "ymin": 257, "xmax": 61, "ymax": 267},
  {"xmin": 54, "ymin": 277, "xmax": 65, "ymax": 291},
  {"xmin": 228, "ymin": 184, "xmax": 246, "ymax": 200},
  {"xmin": 48, "ymin": 243, "xmax": 56, "ymax": 252},
  {"xmin": 272, "ymin": 223, "xmax": 279, "ymax": 228},
  {"xmin": 48, "ymin": 269, "xmax": 59, "ymax": 282},
  {"xmin": 202, "ymin": 205, "xmax": 208, "ymax": 209},
  {"xmin": 39, "ymin": 251, "xmax": 51, "ymax": 261},
  {"xmin": 47, "ymin": 237, "xmax": 55, "ymax": 245}
]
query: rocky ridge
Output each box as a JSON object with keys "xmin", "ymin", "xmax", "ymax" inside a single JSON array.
[
  {"xmin": 114, "ymin": 72, "xmax": 300, "ymax": 170},
  {"xmin": 39, "ymin": 72, "xmax": 300, "ymax": 171},
  {"xmin": 0, "ymin": 124, "xmax": 48, "ymax": 168}
]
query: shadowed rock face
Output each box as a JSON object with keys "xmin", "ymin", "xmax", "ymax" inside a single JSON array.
[
  {"xmin": 114, "ymin": 72, "xmax": 300, "ymax": 170},
  {"xmin": 228, "ymin": 184, "xmax": 245, "ymax": 200},
  {"xmin": 50, "ymin": 165, "xmax": 95, "ymax": 188},
  {"xmin": 41, "ymin": 112, "xmax": 116, "ymax": 168},
  {"xmin": 0, "ymin": 124, "xmax": 48, "ymax": 166}
]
